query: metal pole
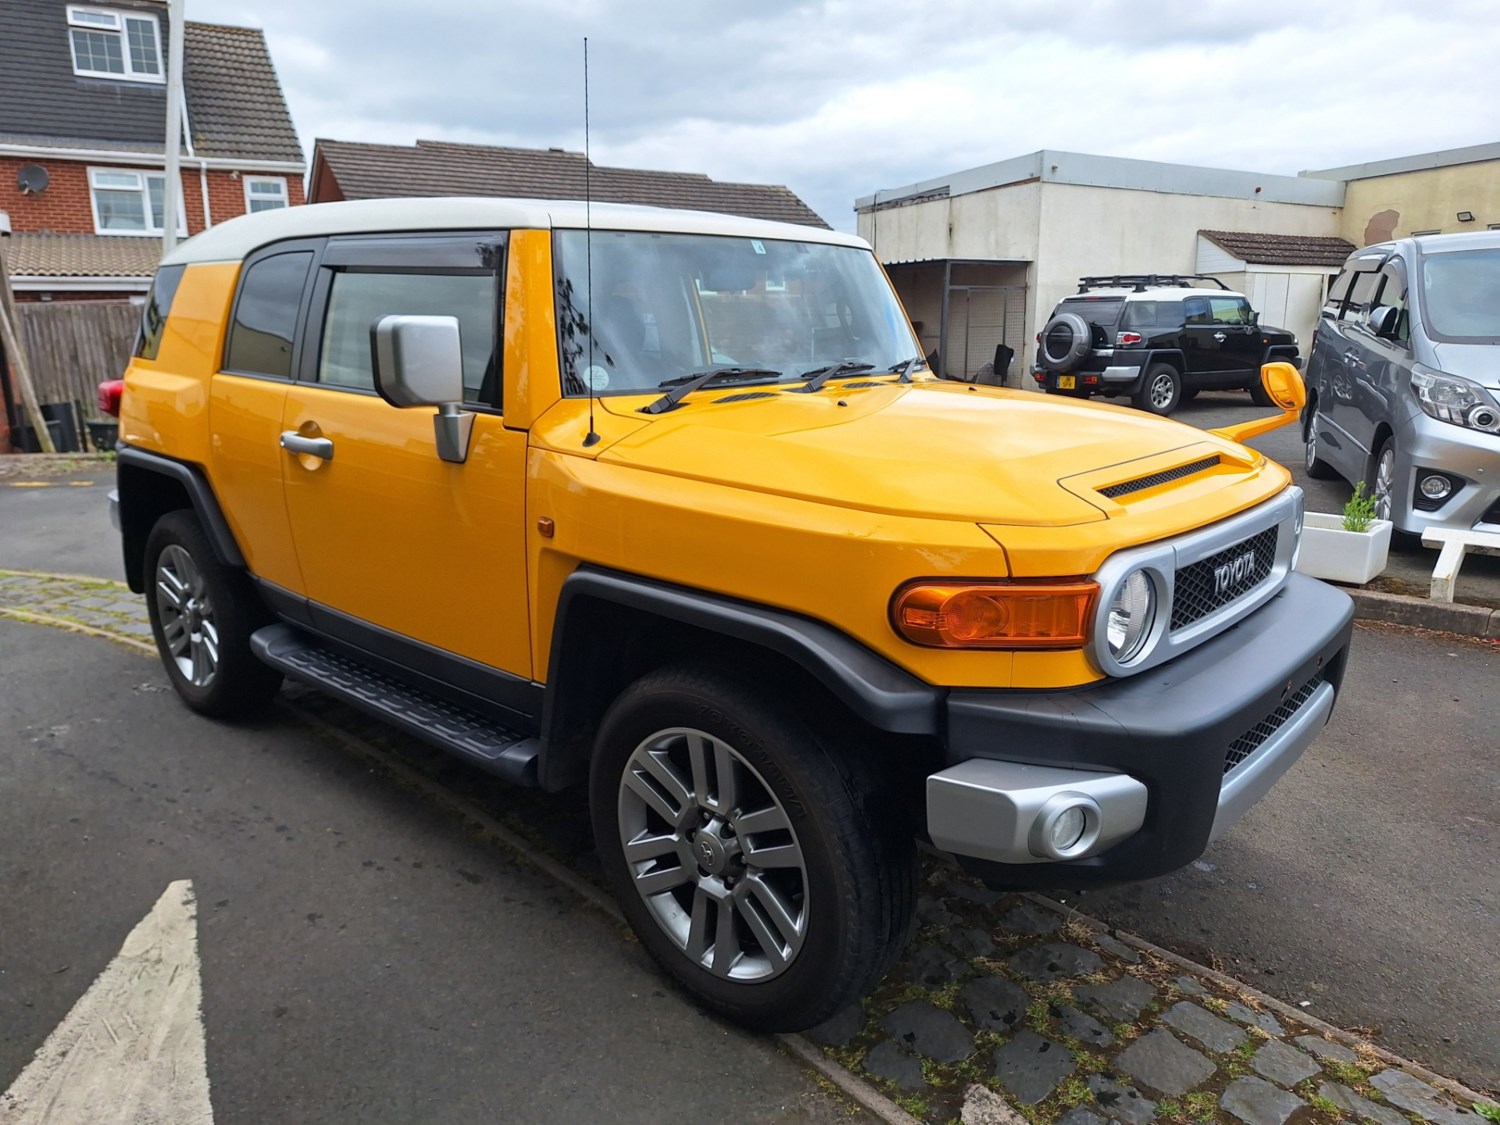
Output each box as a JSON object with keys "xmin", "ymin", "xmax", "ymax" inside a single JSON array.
[
  {"xmin": 0, "ymin": 217, "xmax": 56, "ymax": 453},
  {"xmin": 161, "ymin": 0, "xmax": 185, "ymax": 255}
]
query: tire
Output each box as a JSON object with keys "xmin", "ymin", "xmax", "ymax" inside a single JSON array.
[
  {"xmin": 1248, "ymin": 382, "xmax": 1274, "ymax": 407},
  {"xmin": 1303, "ymin": 399, "xmax": 1338, "ymax": 480},
  {"xmin": 1038, "ymin": 312, "xmax": 1093, "ymax": 373},
  {"xmin": 1369, "ymin": 435, "xmax": 1398, "ymax": 527},
  {"xmin": 1132, "ymin": 363, "xmax": 1181, "ymax": 415},
  {"xmin": 144, "ymin": 510, "xmax": 281, "ymax": 718},
  {"xmin": 589, "ymin": 665, "xmax": 916, "ymax": 1031}
]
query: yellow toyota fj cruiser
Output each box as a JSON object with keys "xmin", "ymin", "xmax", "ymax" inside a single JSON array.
[{"xmin": 109, "ymin": 198, "xmax": 1353, "ymax": 1030}]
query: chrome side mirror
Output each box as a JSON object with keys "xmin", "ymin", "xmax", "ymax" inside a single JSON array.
[{"xmin": 370, "ymin": 315, "xmax": 473, "ymax": 463}]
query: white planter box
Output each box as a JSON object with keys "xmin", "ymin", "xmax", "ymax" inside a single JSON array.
[{"xmin": 1295, "ymin": 513, "xmax": 1392, "ymax": 585}]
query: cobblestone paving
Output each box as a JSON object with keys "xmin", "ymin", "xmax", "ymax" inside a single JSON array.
[{"xmin": 3, "ymin": 569, "xmax": 1496, "ymax": 1125}]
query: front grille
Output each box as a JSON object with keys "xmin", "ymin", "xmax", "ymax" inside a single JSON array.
[
  {"xmin": 1170, "ymin": 526, "xmax": 1278, "ymax": 630},
  {"xmin": 1224, "ymin": 670, "xmax": 1326, "ymax": 774},
  {"xmin": 714, "ymin": 391, "xmax": 780, "ymax": 403},
  {"xmin": 1100, "ymin": 456, "xmax": 1221, "ymax": 499}
]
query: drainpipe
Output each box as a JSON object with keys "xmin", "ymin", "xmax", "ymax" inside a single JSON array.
[{"xmin": 160, "ymin": 0, "xmax": 185, "ymax": 255}]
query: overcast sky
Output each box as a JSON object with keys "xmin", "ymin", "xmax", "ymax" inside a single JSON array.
[{"xmin": 190, "ymin": 0, "xmax": 1500, "ymax": 231}]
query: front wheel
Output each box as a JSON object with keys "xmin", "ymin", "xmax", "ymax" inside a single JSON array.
[
  {"xmin": 1370, "ymin": 436, "xmax": 1398, "ymax": 526},
  {"xmin": 1132, "ymin": 363, "xmax": 1181, "ymax": 415},
  {"xmin": 589, "ymin": 666, "xmax": 915, "ymax": 1031},
  {"xmin": 144, "ymin": 510, "xmax": 281, "ymax": 717},
  {"xmin": 1303, "ymin": 400, "xmax": 1338, "ymax": 480}
]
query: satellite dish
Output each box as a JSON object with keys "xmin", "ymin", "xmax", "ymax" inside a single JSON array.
[{"xmin": 17, "ymin": 164, "xmax": 49, "ymax": 194}]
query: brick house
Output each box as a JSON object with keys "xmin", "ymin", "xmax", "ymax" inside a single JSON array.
[
  {"xmin": 309, "ymin": 139, "xmax": 829, "ymax": 228},
  {"xmin": 0, "ymin": 0, "xmax": 303, "ymax": 449},
  {"xmin": 0, "ymin": 0, "xmax": 304, "ymax": 300}
]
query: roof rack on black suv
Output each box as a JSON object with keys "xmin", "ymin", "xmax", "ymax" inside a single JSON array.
[
  {"xmin": 1032, "ymin": 277, "xmax": 1300, "ymax": 416},
  {"xmin": 1077, "ymin": 274, "xmax": 1233, "ymax": 294}
]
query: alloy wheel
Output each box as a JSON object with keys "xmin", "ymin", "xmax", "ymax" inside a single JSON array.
[
  {"xmin": 1149, "ymin": 372, "xmax": 1175, "ymax": 410},
  {"xmin": 1374, "ymin": 446, "xmax": 1395, "ymax": 522},
  {"xmin": 154, "ymin": 544, "xmax": 219, "ymax": 687},
  {"xmin": 616, "ymin": 727, "xmax": 808, "ymax": 982}
]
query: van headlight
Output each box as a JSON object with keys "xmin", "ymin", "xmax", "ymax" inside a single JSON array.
[
  {"xmin": 1105, "ymin": 569, "xmax": 1157, "ymax": 663},
  {"xmin": 1411, "ymin": 366, "xmax": 1500, "ymax": 432}
]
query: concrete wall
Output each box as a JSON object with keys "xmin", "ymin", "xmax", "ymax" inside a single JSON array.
[
  {"xmin": 1339, "ymin": 160, "xmax": 1500, "ymax": 245},
  {"xmin": 861, "ymin": 180, "xmax": 1043, "ymax": 265}
]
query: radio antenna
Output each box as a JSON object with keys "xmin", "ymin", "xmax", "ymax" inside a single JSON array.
[{"xmin": 581, "ymin": 36, "xmax": 601, "ymax": 448}]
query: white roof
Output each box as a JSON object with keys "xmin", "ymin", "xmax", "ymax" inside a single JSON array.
[
  {"xmin": 163, "ymin": 197, "xmax": 868, "ymax": 266},
  {"xmin": 1064, "ymin": 287, "xmax": 1242, "ymax": 300}
]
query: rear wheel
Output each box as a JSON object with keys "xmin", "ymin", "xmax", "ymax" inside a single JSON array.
[
  {"xmin": 1370, "ymin": 436, "xmax": 1398, "ymax": 525},
  {"xmin": 1303, "ymin": 399, "xmax": 1338, "ymax": 480},
  {"xmin": 1132, "ymin": 363, "xmax": 1181, "ymax": 415},
  {"xmin": 144, "ymin": 510, "xmax": 281, "ymax": 717},
  {"xmin": 589, "ymin": 665, "xmax": 915, "ymax": 1031}
]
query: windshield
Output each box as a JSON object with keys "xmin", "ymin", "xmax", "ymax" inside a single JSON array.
[
  {"xmin": 554, "ymin": 230, "xmax": 919, "ymax": 395},
  {"xmin": 1419, "ymin": 248, "xmax": 1500, "ymax": 343}
]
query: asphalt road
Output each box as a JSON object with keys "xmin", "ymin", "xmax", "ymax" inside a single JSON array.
[
  {"xmin": 0, "ymin": 471, "xmax": 122, "ymax": 582},
  {"xmin": 0, "ymin": 619, "xmax": 869, "ymax": 1124}
]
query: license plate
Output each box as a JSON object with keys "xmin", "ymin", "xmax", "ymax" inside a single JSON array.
[{"xmin": 1058, "ymin": 375, "xmax": 1076, "ymax": 390}]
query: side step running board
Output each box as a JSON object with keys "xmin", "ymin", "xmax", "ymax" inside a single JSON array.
[{"xmin": 251, "ymin": 623, "xmax": 540, "ymax": 786}]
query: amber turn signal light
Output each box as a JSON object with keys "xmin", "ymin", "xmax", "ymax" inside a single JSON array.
[{"xmin": 892, "ymin": 579, "xmax": 1098, "ymax": 649}]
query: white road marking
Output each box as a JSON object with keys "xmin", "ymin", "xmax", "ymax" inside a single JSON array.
[{"xmin": 0, "ymin": 880, "xmax": 213, "ymax": 1125}]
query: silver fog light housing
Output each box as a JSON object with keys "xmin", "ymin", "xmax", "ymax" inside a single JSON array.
[
  {"xmin": 1029, "ymin": 793, "xmax": 1103, "ymax": 860},
  {"xmin": 1419, "ymin": 474, "xmax": 1453, "ymax": 500},
  {"xmin": 1106, "ymin": 569, "xmax": 1157, "ymax": 663}
]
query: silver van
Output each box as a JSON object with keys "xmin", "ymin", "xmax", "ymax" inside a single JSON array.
[{"xmin": 1303, "ymin": 231, "xmax": 1500, "ymax": 535}]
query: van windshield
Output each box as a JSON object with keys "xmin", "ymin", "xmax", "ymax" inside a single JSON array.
[
  {"xmin": 1419, "ymin": 248, "xmax": 1500, "ymax": 343},
  {"xmin": 554, "ymin": 230, "xmax": 919, "ymax": 395}
]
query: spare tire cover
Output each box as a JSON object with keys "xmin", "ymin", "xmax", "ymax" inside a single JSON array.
[{"xmin": 1039, "ymin": 312, "xmax": 1093, "ymax": 373}]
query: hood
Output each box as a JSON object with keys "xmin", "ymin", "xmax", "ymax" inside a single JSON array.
[
  {"xmin": 598, "ymin": 381, "xmax": 1269, "ymax": 527},
  {"xmin": 1430, "ymin": 343, "xmax": 1500, "ymax": 390},
  {"xmin": 1260, "ymin": 325, "xmax": 1296, "ymax": 343}
]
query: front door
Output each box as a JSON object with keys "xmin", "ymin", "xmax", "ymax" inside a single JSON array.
[
  {"xmin": 279, "ymin": 232, "xmax": 532, "ymax": 681},
  {"xmin": 1208, "ymin": 295, "xmax": 1261, "ymax": 379}
]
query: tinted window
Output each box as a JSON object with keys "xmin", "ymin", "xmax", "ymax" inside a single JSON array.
[
  {"xmin": 318, "ymin": 271, "xmax": 497, "ymax": 404},
  {"xmin": 225, "ymin": 251, "xmax": 312, "ymax": 377},
  {"xmin": 1374, "ymin": 269, "xmax": 1409, "ymax": 344},
  {"xmin": 134, "ymin": 264, "xmax": 184, "ymax": 360},
  {"xmin": 1056, "ymin": 298, "xmax": 1125, "ymax": 327},
  {"xmin": 1209, "ymin": 297, "xmax": 1253, "ymax": 325},
  {"xmin": 1347, "ymin": 269, "xmax": 1382, "ymax": 314},
  {"xmin": 1323, "ymin": 269, "xmax": 1353, "ymax": 316},
  {"xmin": 1183, "ymin": 297, "xmax": 1211, "ymax": 325},
  {"xmin": 1120, "ymin": 300, "xmax": 1183, "ymax": 329}
]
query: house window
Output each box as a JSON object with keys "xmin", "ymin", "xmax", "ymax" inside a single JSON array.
[
  {"xmin": 89, "ymin": 168, "xmax": 186, "ymax": 236},
  {"xmin": 67, "ymin": 6, "xmax": 163, "ymax": 82},
  {"xmin": 244, "ymin": 177, "xmax": 290, "ymax": 213}
]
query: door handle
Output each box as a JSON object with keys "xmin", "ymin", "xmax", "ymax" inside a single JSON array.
[
  {"xmin": 280, "ymin": 431, "xmax": 334, "ymax": 461},
  {"xmin": 1213, "ymin": 331, "xmax": 1227, "ymax": 342}
]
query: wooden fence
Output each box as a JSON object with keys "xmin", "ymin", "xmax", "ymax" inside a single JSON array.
[{"xmin": 16, "ymin": 300, "xmax": 139, "ymax": 423}]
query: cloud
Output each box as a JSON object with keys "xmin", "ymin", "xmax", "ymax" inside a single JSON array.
[{"xmin": 195, "ymin": 0, "xmax": 1500, "ymax": 229}]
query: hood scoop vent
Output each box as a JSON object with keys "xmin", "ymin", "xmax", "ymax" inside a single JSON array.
[
  {"xmin": 1099, "ymin": 455, "xmax": 1222, "ymax": 499},
  {"xmin": 714, "ymin": 391, "xmax": 781, "ymax": 403}
]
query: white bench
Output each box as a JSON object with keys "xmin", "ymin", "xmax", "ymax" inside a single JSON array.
[{"xmin": 1421, "ymin": 527, "xmax": 1500, "ymax": 602}]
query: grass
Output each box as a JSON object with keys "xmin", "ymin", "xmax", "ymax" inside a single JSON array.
[{"xmin": 1473, "ymin": 1102, "xmax": 1500, "ymax": 1123}]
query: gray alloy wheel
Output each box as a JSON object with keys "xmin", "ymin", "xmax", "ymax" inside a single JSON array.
[
  {"xmin": 1147, "ymin": 369, "xmax": 1176, "ymax": 410},
  {"xmin": 1303, "ymin": 399, "xmax": 1338, "ymax": 479},
  {"xmin": 1373, "ymin": 439, "xmax": 1396, "ymax": 523},
  {"xmin": 1133, "ymin": 363, "xmax": 1181, "ymax": 415},
  {"xmin": 154, "ymin": 543, "xmax": 219, "ymax": 688},
  {"xmin": 616, "ymin": 726, "xmax": 808, "ymax": 982}
]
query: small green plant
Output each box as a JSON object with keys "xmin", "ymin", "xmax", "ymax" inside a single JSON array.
[
  {"xmin": 1473, "ymin": 1102, "xmax": 1500, "ymax": 1123},
  {"xmin": 1342, "ymin": 481, "xmax": 1378, "ymax": 532}
]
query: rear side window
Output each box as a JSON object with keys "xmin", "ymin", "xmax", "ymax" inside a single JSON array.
[
  {"xmin": 1121, "ymin": 300, "xmax": 1184, "ymax": 329},
  {"xmin": 1347, "ymin": 269, "xmax": 1382, "ymax": 316},
  {"xmin": 1183, "ymin": 297, "xmax": 1211, "ymax": 325},
  {"xmin": 134, "ymin": 264, "xmax": 184, "ymax": 360},
  {"xmin": 225, "ymin": 251, "xmax": 313, "ymax": 378},
  {"xmin": 1324, "ymin": 269, "xmax": 1353, "ymax": 315}
]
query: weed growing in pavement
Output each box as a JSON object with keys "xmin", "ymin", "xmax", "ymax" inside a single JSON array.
[
  {"xmin": 1155, "ymin": 1097, "xmax": 1184, "ymax": 1120},
  {"xmin": 1182, "ymin": 1090, "xmax": 1218, "ymax": 1121},
  {"xmin": 1472, "ymin": 1102, "xmax": 1500, "ymax": 1123},
  {"xmin": 893, "ymin": 1093, "xmax": 931, "ymax": 1119},
  {"xmin": 1306, "ymin": 1091, "xmax": 1341, "ymax": 1115},
  {"xmin": 1202, "ymin": 995, "xmax": 1229, "ymax": 1015},
  {"xmin": 1054, "ymin": 1074, "xmax": 1091, "ymax": 1107},
  {"xmin": 1322, "ymin": 1058, "xmax": 1373, "ymax": 1086},
  {"xmin": 1025, "ymin": 998, "xmax": 1051, "ymax": 1033}
]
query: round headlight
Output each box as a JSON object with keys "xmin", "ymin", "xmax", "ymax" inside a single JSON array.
[{"xmin": 1106, "ymin": 569, "xmax": 1156, "ymax": 663}]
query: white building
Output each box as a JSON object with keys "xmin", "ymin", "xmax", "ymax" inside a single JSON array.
[{"xmin": 857, "ymin": 143, "xmax": 1500, "ymax": 387}]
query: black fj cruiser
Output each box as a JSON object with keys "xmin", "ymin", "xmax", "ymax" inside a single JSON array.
[{"xmin": 1031, "ymin": 275, "xmax": 1300, "ymax": 415}]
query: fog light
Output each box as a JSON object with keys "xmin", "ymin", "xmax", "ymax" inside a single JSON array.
[
  {"xmin": 1029, "ymin": 794, "xmax": 1103, "ymax": 860},
  {"xmin": 1419, "ymin": 474, "xmax": 1453, "ymax": 501}
]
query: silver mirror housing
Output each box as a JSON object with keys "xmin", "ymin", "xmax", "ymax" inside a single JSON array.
[{"xmin": 370, "ymin": 314, "xmax": 472, "ymax": 463}]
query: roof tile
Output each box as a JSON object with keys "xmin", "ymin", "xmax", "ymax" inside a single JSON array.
[
  {"xmin": 1199, "ymin": 230, "xmax": 1356, "ymax": 268},
  {"xmin": 7, "ymin": 232, "xmax": 161, "ymax": 279},
  {"xmin": 313, "ymin": 139, "xmax": 829, "ymax": 228}
]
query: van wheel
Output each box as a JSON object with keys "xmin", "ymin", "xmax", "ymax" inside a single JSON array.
[
  {"xmin": 1303, "ymin": 400, "xmax": 1338, "ymax": 480},
  {"xmin": 1370, "ymin": 436, "xmax": 1398, "ymax": 525},
  {"xmin": 144, "ymin": 511, "xmax": 281, "ymax": 718},
  {"xmin": 589, "ymin": 665, "xmax": 915, "ymax": 1031},
  {"xmin": 1132, "ymin": 364, "xmax": 1181, "ymax": 415}
]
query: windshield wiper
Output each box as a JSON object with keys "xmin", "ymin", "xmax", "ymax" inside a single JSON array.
[
  {"xmin": 885, "ymin": 356, "xmax": 924, "ymax": 383},
  {"xmin": 640, "ymin": 366, "xmax": 783, "ymax": 415},
  {"xmin": 794, "ymin": 360, "xmax": 876, "ymax": 393}
]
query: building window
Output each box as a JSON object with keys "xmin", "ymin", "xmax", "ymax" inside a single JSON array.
[
  {"xmin": 244, "ymin": 177, "xmax": 290, "ymax": 213},
  {"xmin": 67, "ymin": 6, "xmax": 163, "ymax": 82},
  {"xmin": 89, "ymin": 168, "xmax": 186, "ymax": 236}
]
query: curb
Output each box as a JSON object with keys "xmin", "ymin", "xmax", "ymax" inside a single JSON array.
[{"xmin": 1345, "ymin": 587, "xmax": 1499, "ymax": 639}]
